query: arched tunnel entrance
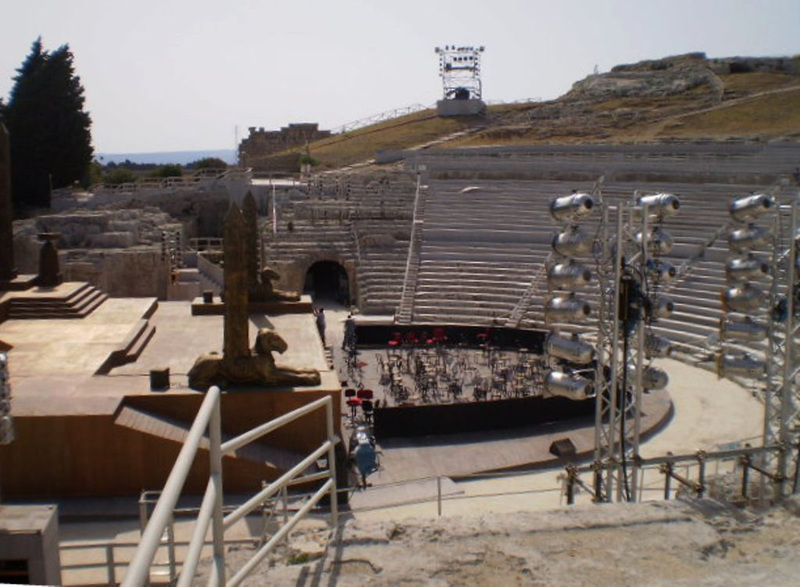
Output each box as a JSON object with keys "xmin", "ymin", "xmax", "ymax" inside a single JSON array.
[{"xmin": 304, "ymin": 261, "xmax": 350, "ymax": 304}]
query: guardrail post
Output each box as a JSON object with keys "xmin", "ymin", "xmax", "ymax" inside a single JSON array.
[
  {"xmin": 209, "ymin": 393, "xmax": 226, "ymax": 586},
  {"xmin": 696, "ymin": 450, "xmax": 707, "ymax": 498},
  {"xmin": 106, "ymin": 544, "xmax": 115, "ymax": 587},
  {"xmin": 437, "ymin": 476, "xmax": 442, "ymax": 516},
  {"xmin": 281, "ymin": 487, "xmax": 289, "ymax": 545},
  {"xmin": 565, "ymin": 466, "xmax": 577, "ymax": 505},
  {"xmin": 325, "ymin": 397, "xmax": 339, "ymax": 529},
  {"xmin": 167, "ymin": 517, "xmax": 177, "ymax": 584},
  {"xmin": 740, "ymin": 453, "xmax": 751, "ymax": 500},
  {"xmin": 793, "ymin": 442, "xmax": 800, "ymax": 494},
  {"xmin": 591, "ymin": 460, "xmax": 604, "ymax": 503},
  {"xmin": 661, "ymin": 459, "xmax": 673, "ymax": 500},
  {"xmin": 776, "ymin": 442, "xmax": 788, "ymax": 498}
]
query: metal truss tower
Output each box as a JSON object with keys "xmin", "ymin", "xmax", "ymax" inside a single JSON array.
[
  {"xmin": 434, "ymin": 45, "xmax": 485, "ymax": 101},
  {"xmin": 593, "ymin": 194, "xmax": 679, "ymax": 502},
  {"xmin": 717, "ymin": 192, "xmax": 800, "ymax": 497}
]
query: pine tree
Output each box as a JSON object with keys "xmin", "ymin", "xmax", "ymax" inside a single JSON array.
[{"xmin": 2, "ymin": 38, "xmax": 93, "ymax": 210}]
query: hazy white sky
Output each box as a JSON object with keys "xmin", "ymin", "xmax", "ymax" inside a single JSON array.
[{"xmin": 1, "ymin": 0, "xmax": 798, "ymax": 154}]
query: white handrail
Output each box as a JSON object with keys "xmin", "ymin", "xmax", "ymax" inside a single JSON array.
[
  {"xmin": 124, "ymin": 386, "xmax": 223, "ymax": 587},
  {"xmin": 123, "ymin": 388, "xmax": 338, "ymax": 587}
]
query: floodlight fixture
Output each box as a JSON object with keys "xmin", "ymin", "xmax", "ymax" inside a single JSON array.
[
  {"xmin": 550, "ymin": 193, "xmax": 595, "ymax": 223},
  {"xmin": 547, "ymin": 260, "xmax": 592, "ymax": 290},
  {"xmin": 729, "ymin": 193, "xmax": 774, "ymax": 223},
  {"xmin": 634, "ymin": 227, "xmax": 674, "ymax": 256},
  {"xmin": 717, "ymin": 352, "xmax": 766, "ymax": 379},
  {"xmin": 545, "ymin": 370, "xmax": 593, "ymax": 400},
  {"xmin": 636, "ymin": 193, "xmax": 681, "ymax": 219},
  {"xmin": 725, "ymin": 255, "xmax": 770, "ymax": 282},
  {"xmin": 720, "ymin": 314, "xmax": 768, "ymax": 342},
  {"xmin": 641, "ymin": 365, "xmax": 669, "ymax": 391},
  {"xmin": 722, "ymin": 283, "xmax": 767, "ymax": 312},
  {"xmin": 545, "ymin": 294, "xmax": 591, "ymax": 324},
  {"xmin": 552, "ymin": 226, "xmax": 593, "ymax": 257},
  {"xmin": 546, "ymin": 333, "xmax": 595, "ymax": 365},
  {"xmin": 728, "ymin": 224, "xmax": 771, "ymax": 253},
  {"xmin": 645, "ymin": 333, "xmax": 673, "ymax": 358}
]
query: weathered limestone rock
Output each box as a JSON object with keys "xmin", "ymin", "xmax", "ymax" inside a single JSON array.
[{"xmin": 0, "ymin": 124, "xmax": 16, "ymax": 283}]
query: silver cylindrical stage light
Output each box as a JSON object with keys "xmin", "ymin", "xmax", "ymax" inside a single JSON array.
[
  {"xmin": 647, "ymin": 260, "xmax": 677, "ymax": 284},
  {"xmin": 719, "ymin": 314, "xmax": 768, "ymax": 342},
  {"xmin": 634, "ymin": 227, "xmax": 674, "ymax": 256},
  {"xmin": 552, "ymin": 227, "xmax": 593, "ymax": 256},
  {"xmin": 729, "ymin": 193, "xmax": 774, "ymax": 223},
  {"xmin": 547, "ymin": 261, "xmax": 592, "ymax": 290},
  {"xmin": 646, "ymin": 296, "xmax": 675, "ymax": 319},
  {"xmin": 545, "ymin": 295, "xmax": 591, "ymax": 324},
  {"xmin": 725, "ymin": 255, "xmax": 770, "ymax": 282},
  {"xmin": 641, "ymin": 365, "xmax": 669, "ymax": 391},
  {"xmin": 727, "ymin": 224, "xmax": 770, "ymax": 253},
  {"xmin": 637, "ymin": 193, "xmax": 681, "ymax": 218},
  {"xmin": 645, "ymin": 333, "xmax": 673, "ymax": 358},
  {"xmin": 722, "ymin": 283, "xmax": 766, "ymax": 312},
  {"xmin": 717, "ymin": 353, "xmax": 766, "ymax": 379},
  {"xmin": 550, "ymin": 193, "xmax": 595, "ymax": 223},
  {"xmin": 545, "ymin": 370, "xmax": 592, "ymax": 400},
  {"xmin": 546, "ymin": 333, "xmax": 595, "ymax": 364}
]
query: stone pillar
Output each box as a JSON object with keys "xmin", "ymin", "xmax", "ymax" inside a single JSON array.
[
  {"xmin": 0, "ymin": 123, "xmax": 16, "ymax": 283},
  {"xmin": 36, "ymin": 233, "xmax": 62, "ymax": 287},
  {"xmin": 241, "ymin": 191, "xmax": 259, "ymax": 291},
  {"xmin": 222, "ymin": 204, "xmax": 250, "ymax": 361}
]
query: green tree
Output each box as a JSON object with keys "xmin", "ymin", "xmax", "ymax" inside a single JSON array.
[
  {"xmin": 2, "ymin": 38, "xmax": 93, "ymax": 210},
  {"xmin": 149, "ymin": 164, "xmax": 183, "ymax": 178},
  {"xmin": 104, "ymin": 167, "xmax": 138, "ymax": 185},
  {"xmin": 188, "ymin": 157, "xmax": 227, "ymax": 170}
]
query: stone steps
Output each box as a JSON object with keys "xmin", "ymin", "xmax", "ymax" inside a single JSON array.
[{"xmin": 7, "ymin": 284, "xmax": 108, "ymax": 319}]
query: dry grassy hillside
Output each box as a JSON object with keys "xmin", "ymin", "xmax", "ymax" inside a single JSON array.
[{"xmin": 280, "ymin": 54, "xmax": 800, "ymax": 170}]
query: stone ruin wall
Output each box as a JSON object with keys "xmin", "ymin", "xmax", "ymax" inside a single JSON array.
[
  {"xmin": 239, "ymin": 123, "xmax": 332, "ymax": 170},
  {"xmin": 11, "ymin": 191, "xmax": 230, "ymax": 298}
]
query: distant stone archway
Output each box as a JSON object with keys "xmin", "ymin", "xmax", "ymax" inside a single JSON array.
[{"xmin": 304, "ymin": 260, "xmax": 350, "ymax": 304}]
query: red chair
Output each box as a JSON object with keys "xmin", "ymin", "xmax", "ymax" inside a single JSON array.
[
  {"xmin": 433, "ymin": 327, "xmax": 447, "ymax": 343},
  {"xmin": 406, "ymin": 332, "xmax": 420, "ymax": 345},
  {"xmin": 357, "ymin": 389, "xmax": 374, "ymax": 400},
  {"xmin": 345, "ymin": 388, "xmax": 356, "ymax": 398},
  {"xmin": 388, "ymin": 332, "xmax": 403, "ymax": 347}
]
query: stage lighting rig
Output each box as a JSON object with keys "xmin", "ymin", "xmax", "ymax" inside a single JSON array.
[{"xmin": 435, "ymin": 45, "xmax": 485, "ymax": 101}]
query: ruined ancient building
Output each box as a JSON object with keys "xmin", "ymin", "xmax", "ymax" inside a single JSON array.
[{"xmin": 239, "ymin": 123, "xmax": 332, "ymax": 170}]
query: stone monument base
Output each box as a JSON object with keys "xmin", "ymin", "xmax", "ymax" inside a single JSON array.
[
  {"xmin": 0, "ymin": 274, "xmax": 37, "ymax": 292},
  {"xmin": 191, "ymin": 294, "xmax": 313, "ymax": 316},
  {"xmin": 436, "ymin": 99, "xmax": 486, "ymax": 117}
]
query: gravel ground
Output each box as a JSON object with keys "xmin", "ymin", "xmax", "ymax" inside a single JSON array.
[{"xmin": 196, "ymin": 497, "xmax": 800, "ymax": 586}]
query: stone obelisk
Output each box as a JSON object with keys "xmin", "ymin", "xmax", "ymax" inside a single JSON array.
[
  {"xmin": 241, "ymin": 191, "xmax": 260, "ymax": 292},
  {"xmin": 222, "ymin": 203, "xmax": 250, "ymax": 362},
  {"xmin": 0, "ymin": 123, "xmax": 17, "ymax": 284}
]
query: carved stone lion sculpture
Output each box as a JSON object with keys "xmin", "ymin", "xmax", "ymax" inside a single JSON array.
[{"xmin": 188, "ymin": 328, "xmax": 320, "ymax": 390}]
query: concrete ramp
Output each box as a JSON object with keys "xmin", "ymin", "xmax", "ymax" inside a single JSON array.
[{"xmin": 114, "ymin": 405, "xmax": 308, "ymax": 473}]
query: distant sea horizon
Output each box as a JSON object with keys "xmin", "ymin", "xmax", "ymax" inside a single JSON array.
[{"xmin": 96, "ymin": 148, "xmax": 238, "ymax": 166}]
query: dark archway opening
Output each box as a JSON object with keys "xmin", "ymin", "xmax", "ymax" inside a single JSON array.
[{"xmin": 304, "ymin": 261, "xmax": 349, "ymax": 303}]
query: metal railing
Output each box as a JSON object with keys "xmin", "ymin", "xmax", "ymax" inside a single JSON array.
[
  {"xmin": 122, "ymin": 387, "xmax": 339, "ymax": 587},
  {"xmin": 562, "ymin": 443, "xmax": 798, "ymax": 505}
]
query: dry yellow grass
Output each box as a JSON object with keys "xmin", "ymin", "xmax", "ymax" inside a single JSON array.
[
  {"xmin": 267, "ymin": 71, "xmax": 800, "ymax": 170},
  {"xmin": 657, "ymin": 87, "xmax": 800, "ymax": 139}
]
